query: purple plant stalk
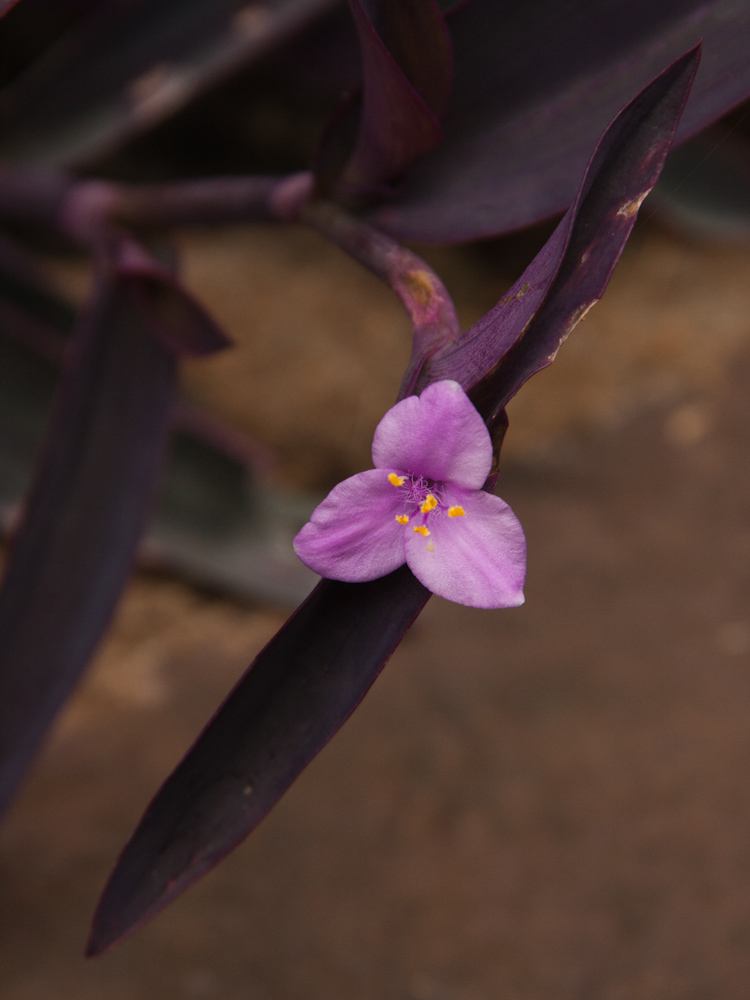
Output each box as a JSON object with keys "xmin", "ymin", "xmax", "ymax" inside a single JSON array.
[
  {"xmin": 0, "ymin": 0, "xmax": 741, "ymax": 956},
  {"xmin": 301, "ymin": 199, "xmax": 461, "ymax": 393}
]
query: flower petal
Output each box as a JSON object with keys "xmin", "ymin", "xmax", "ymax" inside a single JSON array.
[
  {"xmin": 372, "ymin": 380, "xmax": 492, "ymax": 489},
  {"xmin": 293, "ymin": 469, "xmax": 408, "ymax": 582},
  {"xmin": 404, "ymin": 487, "xmax": 526, "ymax": 609}
]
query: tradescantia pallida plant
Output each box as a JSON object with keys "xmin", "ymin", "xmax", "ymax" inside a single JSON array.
[{"xmin": 0, "ymin": 0, "xmax": 745, "ymax": 955}]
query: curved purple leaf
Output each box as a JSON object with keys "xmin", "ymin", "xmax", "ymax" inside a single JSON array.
[
  {"xmin": 114, "ymin": 237, "xmax": 230, "ymax": 356},
  {"xmin": 0, "ymin": 237, "xmax": 228, "ymax": 817},
  {"xmin": 329, "ymin": 0, "xmax": 443, "ymax": 197},
  {"xmin": 360, "ymin": 0, "xmax": 453, "ymax": 117},
  {"xmin": 88, "ymin": 49, "xmax": 698, "ymax": 953},
  {"xmin": 373, "ymin": 0, "xmax": 750, "ymax": 241}
]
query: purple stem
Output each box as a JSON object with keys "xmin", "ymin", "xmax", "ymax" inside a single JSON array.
[
  {"xmin": 0, "ymin": 171, "xmax": 316, "ymax": 242},
  {"xmin": 301, "ymin": 199, "xmax": 460, "ymax": 396},
  {"xmin": 74, "ymin": 173, "xmax": 315, "ymax": 234}
]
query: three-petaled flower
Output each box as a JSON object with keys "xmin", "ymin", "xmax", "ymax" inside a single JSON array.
[{"xmin": 294, "ymin": 380, "xmax": 526, "ymax": 608}]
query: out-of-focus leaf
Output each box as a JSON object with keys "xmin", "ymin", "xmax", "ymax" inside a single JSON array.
[
  {"xmin": 0, "ymin": 0, "xmax": 339, "ymax": 168},
  {"xmin": 424, "ymin": 47, "xmax": 701, "ymax": 431},
  {"xmin": 0, "ymin": 248, "xmax": 316, "ymax": 604},
  {"xmin": 652, "ymin": 126, "xmax": 750, "ymax": 240},
  {"xmin": 0, "ymin": 235, "xmax": 235, "ymax": 815},
  {"xmin": 0, "ymin": 0, "xmax": 102, "ymax": 92},
  {"xmin": 0, "ymin": 234, "xmax": 75, "ymax": 362},
  {"xmin": 372, "ymin": 0, "xmax": 750, "ymax": 241},
  {"xmin": 144, "ymin": 444, "xmax": 319, "ymax": 607},
  {"xmin": 326, "ymin": 0, "xmax": 443, "ymax": 197},
  {"xmin": 361, "ymin": 0, "xmax": 453, "ymax": 117},
  {"xmin": 114, "ymin": 237, "xmax": 230, "ymax": 355},
  {"xmin": 0, "ymin": 1, "xmax": 21, "ymax": 25},
  {"xmin": 88, "ymin": 50, "xmax": 698, "ymax": 954}
]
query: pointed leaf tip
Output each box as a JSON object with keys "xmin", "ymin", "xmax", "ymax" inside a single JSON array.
[
  {"xmin": 89, "ymin": 569, "xmax": 429, "ymax": 953},
  {"xmin": 115, "ymin": 238, "xmax": 230, "ymax": 356},
  {"xmin": 423, "ymin": 45, "xmax": 700, "ymax": 421}
]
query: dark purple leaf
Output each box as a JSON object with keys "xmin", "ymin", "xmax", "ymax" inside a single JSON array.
[
  {"xmin": 0, "ymin": 243, "xmax": 314, "ymax": 605},
  {"xmin": 360, "ymin": 0, "xmax": 453, "ymax": 117},
  {"xmin": 0, "ymin": 0, "xmax": 339, "ymax": 168},
  {"xmin": 0, "ymin": 0, "xmax": 103, "ymax": 93},
  {"xmin": 0, "ymin": 0, "xmax": 21, "ymax": 18},
  {"xmin": 423, "ymin": 47, "xmax": 701, "ymax": 432},
  {"xmin": 114, "ymin": 237, "xmax": 230, "ymax": 356},
  {"xmin": 372, "ymin": 0, "xmax": 750, "ymax": 241},
  {"xmin": 328, "ymin": 0, "xmax": 443, "ymax": 197},
  {"xmin": 0, "ymin": 236, "xmax": 227, "ymax": 817},
  {"xmin": 88, "ymin": 49, "xmax": 698, "ymax": 953},
  {"xmin": 88, "ymin": 568, "xmax": 429, "ymax": 956},
  {"xmin": 651, "ymin": 126, "xmax": 750, "ymax": 240}
]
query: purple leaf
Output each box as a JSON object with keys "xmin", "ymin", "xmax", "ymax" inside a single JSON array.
[
  {"xmin": 423, "ymin": 46, "xmax": 701, "ymax": 431},
  {"xmin": 114, "ymin": 237, "xmax": 230, "ymax": 356},
  {"xmin": 0, "ymin": 237, "xmax": 226, "ymax": 817},
  {"xmin": 651, "ymin": 127, "xmax": 750, "ymax": 240},
  {"xmin": 373, "ymin": 0, "xmax": 750, "ymax": 241},
  {"xmin": 0, "ymin": 0, "xmax": 339, "ymax": 168},
  {"xmin": 360, "ymin": 0, "xmax": 453, "ymax": 117},
  {"xmin": 87, "ymin": 568, "xmax": 429, "ymax": 956},
  {"xmin": 326, "ymin": 0, "xmax": 444, "ymax": 197},
  {"xmin": 0, "ymin": 0, "xmax": 104, "ymax": 89},
  {"xmin": 88, "ymin": 49, "xmax": 698, "ymax": 952},
  {"xmin": 0, "ymin": 0, "xmax": 21, "ymax": 18}
]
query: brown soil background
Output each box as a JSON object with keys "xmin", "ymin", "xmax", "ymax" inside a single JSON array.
[{"xmin": 3, "ymin": 218, "xmax": 750, "ymax": 998}]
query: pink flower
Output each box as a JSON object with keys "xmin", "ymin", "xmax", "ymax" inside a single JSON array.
[{"xmin": 293, "ymin": 380, "xmax": 526, "ymax": 608}]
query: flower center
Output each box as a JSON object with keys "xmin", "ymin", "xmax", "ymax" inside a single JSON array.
[{"xmin": 387, "ymin": 472, "xmax": 465, "ymax": 533}]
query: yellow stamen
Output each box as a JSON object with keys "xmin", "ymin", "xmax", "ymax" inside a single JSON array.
[
  {"xmin": 413, "ymin": 525, "xmax": 430, "ymax": 537},
  {"xmin": 425, "ymin": 542, "xmax": 435, "ymax": 552},
  {"xmin": 448, "ymin": 505, "xmax": 465, "ymax": 517},
  {"xmin": 388, "ymin": 473, "xmax": 406, "ymax": 487},
  {"xmin": 395, "ymin": 514, "xmax": 409, "ymax": 524},
  {"xmin": 420, "ymin": 493, "xmax": 438, "ymax": 513}
]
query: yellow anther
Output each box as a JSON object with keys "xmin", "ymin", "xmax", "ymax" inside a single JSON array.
[
  {"xmin": 448, "ymin": 505, "xmax": 466, "ymax": 517},
  {"xmin": 395, "ymin": 514, "xmax": 409, "ymax": 524},
  {"xmin": 388, "ymin": 473, "xmax": 406, "ymax": 487},
  {"xmin": 420, "ymin": 493, "xmax": 438, "ymax": 513},
  {"xmin": 413, "ymin": 525, "xmax": 430, "ymax": 537}
]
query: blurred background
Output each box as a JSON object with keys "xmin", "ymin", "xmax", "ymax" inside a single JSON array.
[{"xmin": 2, "ymin": 2, "xmax": 750, "ymax": 997}]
